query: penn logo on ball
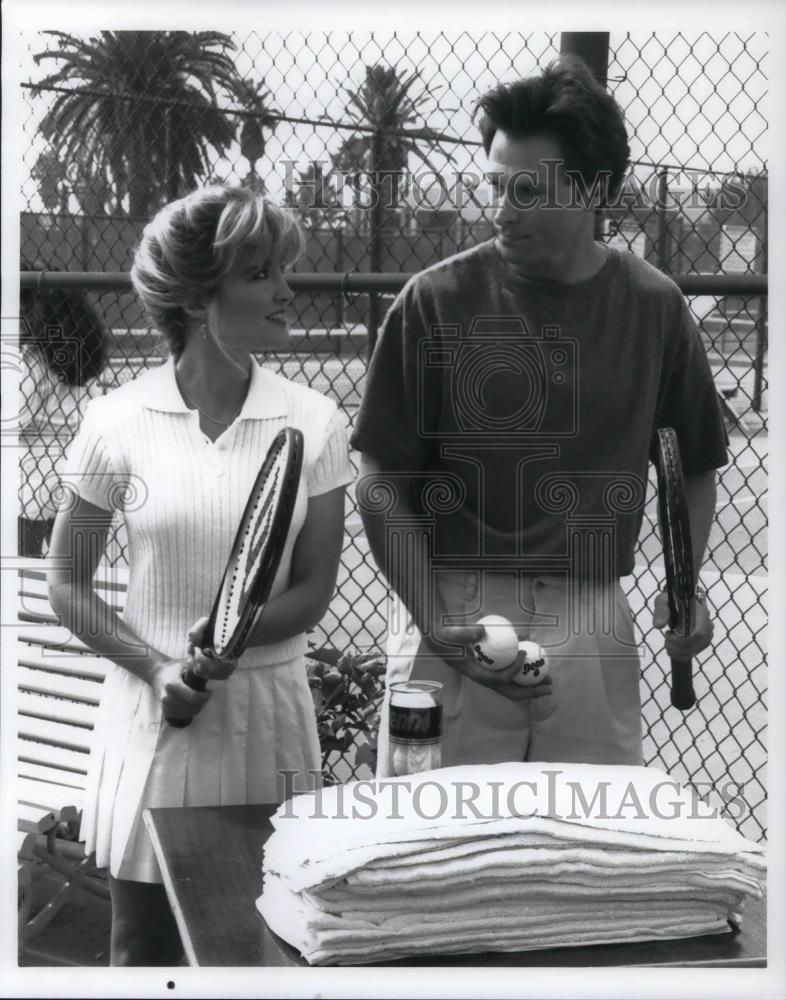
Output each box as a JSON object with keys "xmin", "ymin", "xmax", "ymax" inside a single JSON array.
[
  {"xmin": 514, "ymin": 640, "xmax": 550, "ymax": 687},
  {"xmin": 472, "ymin": 615, "xmax": 519, "ymax": 670}
]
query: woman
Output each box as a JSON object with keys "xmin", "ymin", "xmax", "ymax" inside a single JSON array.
[
  {"xmin": 18, "ymin": 271, "xmax": 107, "ymax": 556},
  {"xmin": 48, "ymin": 185, "xmax": 353, "ymax": 965}
]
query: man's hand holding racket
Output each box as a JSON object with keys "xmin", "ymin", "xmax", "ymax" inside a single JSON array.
[
  {"xmin": 653, "ymin": 427, "xmax": 716, "ymax": 711},
  {"xmin": 652, "ymin": 589, "xmax": 713, "ymax": 661}
]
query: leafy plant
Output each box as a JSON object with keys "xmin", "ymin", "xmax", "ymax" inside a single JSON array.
[{"xmin": 305, "ymin": 645, "xmax": 386, "ymax": 783}]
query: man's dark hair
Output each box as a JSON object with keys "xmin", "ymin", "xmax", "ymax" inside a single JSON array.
[{"xmin": 475, "ymin": 55, "xmax": 631, "ymax": 203}]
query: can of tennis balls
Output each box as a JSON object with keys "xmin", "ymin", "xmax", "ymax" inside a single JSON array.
[{"xmin": 388, "ymin": 680, "xmax": 443, "ymax": 776}]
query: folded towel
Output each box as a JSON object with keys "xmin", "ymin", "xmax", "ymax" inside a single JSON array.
[
  {"xmin": 258, "ymin": 763, "xmax": 766, "ymax": 965},
  {"xmin": 265, "ymin": 763, "xmax": 763, "ymax": 891},
  {"xmin": 345, "ymin": 846, "xmax": 761, "ymax": 888},
  {"xmin": 258, "ymin": 875, "xmax": 740, "ymax": 966}
]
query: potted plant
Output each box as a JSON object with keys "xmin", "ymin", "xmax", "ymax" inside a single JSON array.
[{"xmin": 305, "ymin": 645, "xmax": 386, "ymax": 784}]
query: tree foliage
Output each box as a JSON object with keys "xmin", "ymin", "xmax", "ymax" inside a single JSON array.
[
  {"xmin": 330, "ymin": 63, "xmax": 453, "ymax": 336},
  {"xmin": 332, "ymin": 64, "xmax": 449, "ymax": 189},
  {"xmin": 32, "ymin": 31, "xmax": 261, "ymax": 217}
]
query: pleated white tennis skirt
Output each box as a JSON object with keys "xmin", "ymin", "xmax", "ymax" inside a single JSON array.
[{"xmin": 80, "ymin": 656, "xmax": 322, "ymax": 883}]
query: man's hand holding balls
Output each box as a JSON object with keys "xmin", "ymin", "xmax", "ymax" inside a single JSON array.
[
  {"xmin": 466, "ymin": 616, "xmax": 554, "ymax": 716},
  {"xmin": 470, "ymin": 614, "xmax": 520, "ymax": 670},
  {"xmin": 426, "ymin": 614, "xmax": 553, "ymax": 704}
]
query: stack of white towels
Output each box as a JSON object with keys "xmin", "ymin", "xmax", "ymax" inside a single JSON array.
[{"xmin": 257, "ymin": 762, "xmax": 766, "ymax": 965}]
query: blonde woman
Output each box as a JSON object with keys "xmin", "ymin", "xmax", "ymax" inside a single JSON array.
[{"xmin": 49, "ymin": 186, "xmax": 353, "ymax": 965}]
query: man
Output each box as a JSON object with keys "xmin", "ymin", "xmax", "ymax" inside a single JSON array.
[{"xmin": 351, "ymin": 57, "xmax": 726, "ymax": 772}]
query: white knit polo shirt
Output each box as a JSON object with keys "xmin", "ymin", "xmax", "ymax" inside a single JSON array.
[{"xmin": 63, "ymin": 356, "xmax": 354, "ymax": 668}]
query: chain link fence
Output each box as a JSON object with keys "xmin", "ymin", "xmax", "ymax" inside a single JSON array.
[{"xmin": 16, "ymin": 30, "xmax": 767, "ymax": 839}]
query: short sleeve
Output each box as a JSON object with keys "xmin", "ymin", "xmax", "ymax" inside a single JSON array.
[
  {"xmin": 349, "ymin": 283, "xmax": 438, "ymax": 471},
  {"xmin": 653, "ymin": 297, "xmax": 729, "ymax": 475},
  {"xmin": 307, "ymin": 407, "xmax": 354, "ymax": 498},
  {"xmin": 60, "ymin": 400, "xmax": 126, "ymax": 511}
]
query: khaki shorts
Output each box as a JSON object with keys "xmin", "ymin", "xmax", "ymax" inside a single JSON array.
[{"xmin": 377, "ymin": 571, "xmax": 644, "ymax": 773}]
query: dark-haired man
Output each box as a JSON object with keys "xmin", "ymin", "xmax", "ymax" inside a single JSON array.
[{"xmin": 351, "ymin": 57, "xmax": 727, "ymax": 772}]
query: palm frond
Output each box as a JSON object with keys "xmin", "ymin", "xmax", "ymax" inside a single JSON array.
[
  {"xmin": 29, "ymin": 28, "xmax": 251, "ymax": 215},
  {"xmin": 337, "ymin": 61, "xmax": 451, "ymax": 197}
]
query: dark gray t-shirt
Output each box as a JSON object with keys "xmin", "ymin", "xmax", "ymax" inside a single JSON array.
[{"xmin": 350, "ymin": 241, "xmax": 728, "ymax": 578}]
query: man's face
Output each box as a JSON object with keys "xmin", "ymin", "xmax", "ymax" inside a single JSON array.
[{"xmin": 487, "ymin": 131, "xmax": 593, "ymax": 275}]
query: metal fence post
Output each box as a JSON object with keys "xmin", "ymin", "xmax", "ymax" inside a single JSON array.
[
  {"xmin": 656, "ymin": 169, "xmax": 672, "ymax": 273},
  {"xmin": 559, "ymin": 33, "xmax": 610, "ymax": 239},
  {"xmin": 367, "ymin": 128, "xmax": 385, "ymax": 356},
  {"xmin": 335, "ymin": 225, "xmax": 345, "ymax": 328},
  {"xmin": 752, "ymin": 199, "xmax": 768, "ymax": 413},
  {"xmin": 559, "ymin": 32, "xmax": 610, "ymax": 84}
]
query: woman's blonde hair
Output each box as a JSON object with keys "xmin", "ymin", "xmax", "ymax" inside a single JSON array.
[{"xmin": 131, "ymin": 185, "xmax": 304, "ymax": 357}]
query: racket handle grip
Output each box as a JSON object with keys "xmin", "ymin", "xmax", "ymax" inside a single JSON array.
[
  {"xmin": 670, "ymin": 658, "xmax": 696, "ymax": 710},
  {"xmin": 164, "ymin": 666, "xmax": 208, "ymax": 729}
]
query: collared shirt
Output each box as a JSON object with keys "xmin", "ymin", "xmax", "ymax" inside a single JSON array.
[
  {"xmin": 126, "ymin": 355, "xmax": 290, "ymax": 425},
  {"xmin": 63, "ymin": 355, "xmax": 353, "ymax": 664}
]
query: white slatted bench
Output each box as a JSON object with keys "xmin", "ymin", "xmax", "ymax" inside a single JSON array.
[{"xmin": 17, "ymin": 564, "xmax": 128, "ymax": 940}]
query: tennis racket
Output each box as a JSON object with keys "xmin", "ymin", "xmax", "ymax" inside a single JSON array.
[
  {"xmin": 166, "ymin": 427, "xmax": 304, "ymax": 728},
  {"xmin": 654, "ymin": 427, "xmax": 697, "ymax": 711}
]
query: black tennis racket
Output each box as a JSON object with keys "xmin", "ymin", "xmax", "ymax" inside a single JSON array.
[
  {"xmin": 166, "ymin": 427, "xmax": 304, "ymax": 728},
  {"xmin": 654, "ymin": 427, "xmax": 697, "ymax": 711}
]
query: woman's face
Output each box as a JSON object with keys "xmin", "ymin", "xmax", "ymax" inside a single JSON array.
[{"xmin": 208, "ymin": 245, "xmax": 294, "ymax": 357}]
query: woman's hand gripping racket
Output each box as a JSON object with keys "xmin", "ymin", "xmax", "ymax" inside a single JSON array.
[
  {"xmin": 654, "ymin": 427, "xmax": 697, "ymax": 711},
  {"xmin": 166, "ymin": 427, "xmax": 304, "ymax": 728}
]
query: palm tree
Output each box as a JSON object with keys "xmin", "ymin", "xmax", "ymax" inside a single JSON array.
[
  {"xmin": 295, "ymin": 161, "xmax": 341, "ymax": 229},
  {"xmin": 32, "ymin": 31, "xmax": 251, "ymax": 217},
  {"xmin": 31, "ymin": 149, "xmax": 70, "ymax": 213},
  {"xmin": 236, "ymin": 78, "xmax": 278, "ymax": 187},
  {"xmin": 332, "ymin": 64, "xmax": 454, "ymax": 343},
  {"xmin": 333, "ymin": 65, "xmax": 450, "ymax": 198}
]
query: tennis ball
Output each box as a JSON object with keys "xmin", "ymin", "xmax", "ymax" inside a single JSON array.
[
  {"xmin": 514, "ymin": 641, "xmax": 550, "ymax": 687},
  {"xmin": 471, "ymin": 615, "xmax": 520, "ymax": 670}
]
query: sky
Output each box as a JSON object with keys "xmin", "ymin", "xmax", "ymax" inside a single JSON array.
[{"xmin": 15, "ymin": 28, "xmax": 769, "ymax": 214}]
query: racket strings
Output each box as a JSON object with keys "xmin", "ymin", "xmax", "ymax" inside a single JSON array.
[
  {"xmin": 208, "ymin": 430, "xmax": 303, "ymax": 660},
  {"xmin": 216, "ymin": 453, "xmax": 286, "ymax": 648},
  {"xmin": 217, "ymin": 482, "xmax": 279, "ymax": 644}
]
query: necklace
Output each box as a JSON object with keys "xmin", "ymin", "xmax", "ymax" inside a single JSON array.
[{"xmin": 174, "ymin": 372, "xmax": 244, "ymax": 427}]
